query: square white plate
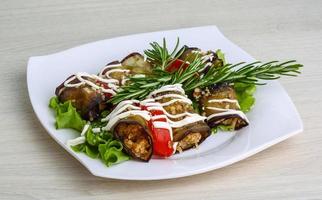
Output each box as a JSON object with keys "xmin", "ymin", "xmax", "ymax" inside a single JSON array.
[{"xmin": 27, "ymin": 26, "xmax": 303, "ymax": 180}]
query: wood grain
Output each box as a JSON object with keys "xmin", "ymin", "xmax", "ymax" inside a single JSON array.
[{"xmin": 1, "ymin": 0, "xmax": 322, "ymax": 199}]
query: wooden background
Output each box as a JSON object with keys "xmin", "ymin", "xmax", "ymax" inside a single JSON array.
[{"xmin": 1, "ymin": 0, "xmax": 322, "ymax": 199}]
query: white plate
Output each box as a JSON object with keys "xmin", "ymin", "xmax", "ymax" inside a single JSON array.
[{"xmin": 27, "ymin": 26, "xmax": 303, "ymax": 180}]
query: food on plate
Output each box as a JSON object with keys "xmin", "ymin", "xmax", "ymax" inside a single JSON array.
[
  {"xmin": 49, "ymin": 38, "xmax": 303, "ymax": 167},
  {"xmin": 55, "ymin": 73, "xmax": 114, "ymax": 121},
  {"xmin": 102, "ymin": 100, "xmax": 153, "ymax": 161},
  {"xmin": 147, "ymin": 84, "xmax": 210, "ymax": 153},
  {"xmin": 196, "ymin": 84, "xmax": 249, "ymax": 131},
  {"xmin": 55, "ymin": 53, "xmax": 151, "ymax": 121}
]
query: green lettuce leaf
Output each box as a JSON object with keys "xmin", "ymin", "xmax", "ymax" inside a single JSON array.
[
  {"xmin": 234, "ymin": 83, "xmax": 256, "ymax": 113},
  {"xmin": 49, "ymin": 97, "xmax": 85, "ymax": 132},
  {"xmin": 211, "ymin": 125, "xmax": 234, "ymax": 134},
  {"xmin": 216, "ymin": 49, "xmax": 226, "ymax": 65},
  {"xmin": 49, "ymin": 97, "xmax": 128, "ymax": 166},
  {"xmin": 71, "ymin": 127, "xmax": 129, "ymax": 167}
]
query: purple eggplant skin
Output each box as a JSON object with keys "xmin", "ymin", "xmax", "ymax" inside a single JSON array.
[
  {"xmin": 173, "ymin": 121, "xmax": 210, "ymax": 142},
  {"xmin": 55, "ymin": 76, "xmax": 107, "ymax": 121},
  {"xmin": 207, "ymin": 114, "xmax": 249, "ymax": 130},
  {"xmin": 101, "ymin": 60, "xmax": 121, "ymax": 75},
  {"xmin": 173, "ymin": 121, "xmax": 210, "ymax": 152},
  {"xmin": 121, "ymin": 52, "xmax": 152, "ymax": 74},
  {"xmin": 112, "ymin": 117, "xmax": 153, "ymax": 162},
  {"xmin": 179, "ymin": 46, "xmax": 224, "ymax": 73},
  {"xmin": 153, "ymin": 90, "xmax": 211, "ymax": 152},
  {"xmin": 199, "ymin": 84, "xmax": 249, "ymax": 131},
  {"xmin": 178, "ymin": 46, "xmax": 201, "ymax": 63}
]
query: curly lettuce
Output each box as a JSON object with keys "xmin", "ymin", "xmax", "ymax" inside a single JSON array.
[
  {"xmin": 216, "ymin": 49, "xmax": 226, "ymax": 65},
  {"xmin": 211, "ymin": 83, "xmax": 256, "ymax": 134},
  {"xmin": 49, "ymin": 97, "xmax": 85, "ymax": 131},
  {"xmin": 211, "ymin": 125, "xmax": 235, "ymax": 134},
  {"xmin": 49, "ymin": 97, "xmax": 129, "ymax": 167},
  {"xmin": 71, "ymin": 127, "xmax": 129, "ymax": 167},
  {"xmin": 234, "ymin": 83, "xmax": 256, "ymax": 113}
]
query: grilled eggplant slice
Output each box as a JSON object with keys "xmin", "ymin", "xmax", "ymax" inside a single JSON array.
[
  {"xmin": 150, "ymin": 84, "xmax": 210, "ymax": 153},
  {"xmin": 121, "ymin": 52, "xmax": 152, "ymax": 74},
  {"xmin": 178, "ymin": 46, "xmax": 201, "ymax": 63},
  {"xmin": 173, "ymin": 121, "xmax": 210, "ymax": 152},
  {"xmin": 113, "ymin": 116, "xmax": 153, "ymax": 162},
  {"xmin": 179, "ymin": 46, "xmax": 224, "ymax": 73},
  {"xmin": 198, "ymin": 84, "xmax": 249, "ymax": 130},
  {"xmin": 100, "ymin": 53, "xmax": 152, "ymax": 86},
  {"xmin": 55, "ymin": 76, "xmax": 108, "ymax": 121}
]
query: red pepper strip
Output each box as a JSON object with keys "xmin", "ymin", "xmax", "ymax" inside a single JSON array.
[
  {"xmin": 95, "ymin": 80, "xmax": 112, "ymax": 99},
  {"xmin": 141, "ymin": 105, "xmax": 174, "ymax": 157},
  {"xmin": 150, "ymin": 125, "xmax": 173, "ymax": 157},
  {"xmin": 166, "ymin": 59, "xmax": 190, "ymax": 73}
]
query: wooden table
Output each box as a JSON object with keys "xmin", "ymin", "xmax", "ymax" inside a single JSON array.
[{"xmin": 1, "ymin": 0, "xmax": 322, "ymax": 199}]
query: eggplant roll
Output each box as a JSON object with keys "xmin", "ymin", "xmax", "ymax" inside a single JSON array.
[
  {"xmin": 149, "ymin": 84, "xmax": 210, "ymax": 152},
  {"xmin": 103, "ymin": 101, "xmax": 153, "ymax": 162},
  {"xmin": 56, "ymin": 52, "xmax": 152, "ymax": 121},
  {"xmin": 178, "ymin": 46, "xmax": 224, "ymax": 71},
  {"xmin": 55, "ymin": 75, "xmax": 109, "ymax": 121},
  {"xmin": 99, "ymin": 53, "xmax": 152, "ymax": 86},
  {"xmin": 197, "ymin": 84, "xmax": 249, "ymax": 130}
]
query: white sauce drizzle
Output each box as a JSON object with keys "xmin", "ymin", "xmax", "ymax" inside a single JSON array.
[
  {"xmin": 147, "ymin": 84, "xmax": 206, "ymax": 137},
  {"xmin": 159, "ymin": 98, "xmax": 191, "ymax": 106},
  {"xmin": 67, "ymin": 124, "xmax": 90, "ymax": 146},
  {"xmin": 98, "ymin": 63, "xmax": 129, "ymax": 87},
  {"xmin": 147, "ymin": 106, "xmax": 196, "ymax": 119},
  {"xmin": 206, "ymin": 107, "xmax": 236, "ymax": 112},
  {"xmin": 102, "ymin": 100, "xmax": 140, "ymax": 122},
  {"xmin": 205, "ymin": 97, "xmax": 247, "ymax": 122},
  {"xmin": 63, "ymin": 72, "xmax": 118, "ymax": 95},
  {"xmin": 102, "ymin": 104, "xmax": 141, "ymax": 122},
  {"xmin": 207, "ymin": 110, "xmax": 249, "ymax": 123},
  {"xmin": 92, "ymin": 127, "xmax": 101, "ymax": 133},
  {"xmin": 105, "ymin": 68, "xmax": 129, "ymax": 75},
  {"xmin": 100, "ymin": 84, "xmax": 207, "ymax": 155},
  {"xmin": 201, "ymin": 54, "xmax": 214, "ymax": 63},
  {"xmin": 148, "ymin": 84, "xmax": 185, "ymax": 98},
  {"xmin": 99, "ymin": 63, "xmax": 123, "ymax": 76},
  {"xmin": 103, "ymin": 110, "xmax": 151, "ymax": 131},
  {"xmin": 67, "ymin": 137, "xmax": 85, "ymax": 146},
  {"xmin": 154, "ymin": 94, "xmax": 191, "ymax": 102},
  {"xmin": 208, "ymin": 98, "xmax": 240, "ymax": 104},
  {"xmin": 101, "ymin": 100, "xmax": 149, "ymax": 131}
]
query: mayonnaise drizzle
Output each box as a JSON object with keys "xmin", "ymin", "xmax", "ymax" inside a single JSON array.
[
  {"xmin": 67, "ymin": 124, "xmax": 90, "ymax": 146},
  {"xmin": 148, "ymin": 84, "xmax": 185, "ymax": 98},
  {"xmin": 205, "ymin": 97, "xmax": 246, "ymax": 121},
  {"xmin": 102, "ymin": 100, "xmax": 150, "ymax": 131},
  {"xmin": 100, "ymin": 65, "xmax": 130, "ymax": 88},
  {"xmin": 103, "ymin": 110, "xmax": 151, "ymax": 131},
  {"xmin": 99, "ymin": 63, "xmax": 123, "ymax": 76},
  {"xmin": 147, "ymin": 84, "xmax": 206, "ymax": 127},
  {"xmin": 154, "ymin": 94, "xmax": 192, "ymax": 102},
  {"xmin": 208, "ymin": 98, "xmax": 240, "ymax": 104},
  {"xmin": 159, "ymin": 98, "xmax": 192, "ymax": 106},
  {"xmin": 102, "ymin": 100, "xmax": 140, "ymax": 122},
  {"xmin": 99, "ymin": 84, "xmax": 207, "ymax": 155},
  {"xmin": 63, "ymin": 72, "xmax": 119, "ymax": 95},
  {"xmin": 207, "ymin": 110, "xmax": 249, "ymax": 122}
]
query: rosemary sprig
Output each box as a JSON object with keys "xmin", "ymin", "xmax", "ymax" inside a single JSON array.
[
  {"xmin": 144, "ymin": 38, "xmax": 185, "ymax": 70},
  {"xmin": 110, "ymin": 39, "xmax": 303, "ymax": 104},
  {"xmin": 110, "ymin": 74, "xmax": 170, "ymax": 104},
  {"xmin": 110, "ymin": 56, "xmax": 204, "ymax": 104},
  {"xmin": 183, "ymin": 60, "xmax": 303, "ymax": 91}
]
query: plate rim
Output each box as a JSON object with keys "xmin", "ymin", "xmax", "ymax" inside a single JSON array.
[{"xmin": 27, "ymin": 25, "xmax": 303, "ymax": 180}]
